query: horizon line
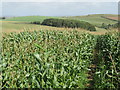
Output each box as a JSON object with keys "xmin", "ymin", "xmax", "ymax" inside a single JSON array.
[{"xmin": 0, "ymin": 14, "xmax": 119, "ymax": 17}]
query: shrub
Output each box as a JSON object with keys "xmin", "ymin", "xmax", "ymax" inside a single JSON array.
[
  {"xmin": 2, "ymin": 17, "xmax": 6, "ymax": 19},
  {"xmin": 101, "ymin": 23, "xmax": 110, "ymax": 30},
  {"xmin": 101, "ymin": 22, "xmax": 120, "ymax": 29},
  {"xmin": 0, "ymin": 17, "xmax": 6, "ymax": 19},
  {"xmin": 31, "ymin": 21, "xmax": 41, "ymax": 24},
  {"xmin": 41, "ymin": 18, "xmax": 96, "ymax": 31},
  {"xmin": 113, "ymin": 22, "xmax": 120, "ymax": 28}
]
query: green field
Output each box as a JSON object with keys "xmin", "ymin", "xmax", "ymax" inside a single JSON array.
[
  {"xmin": 3, "ymin": 14, "xmax": 118, "ymax": 25},
  {"xmin": 3, "ymin": 16, "xmax": 60, "ymax": 22},
  {"xmin": 1, "ymin": 30, "xmax": 120, "ymax": 88},
  {"xmin": 1, "ymin": 14, "xmax": 118, "ymax": 33},
  {"xmin": 1, "ymin": 14, "xmax": 120, "ymax": 88},
  {"xmin": 1, "ymin": 14, "xmax": 118, "ymax": 35},
  {"xmin": 2, "ymin": 30, "xmax": 95, "ymax": 88},
  {"xmin": 64, "ymin": 14, "xmax": 118, "ymax": 27}
]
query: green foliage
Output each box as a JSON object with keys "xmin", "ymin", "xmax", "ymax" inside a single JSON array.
[
  {"xmin": 94, "ymin": 32, "xmax": 120, "ymax": 88},
  {"xmin": 31, "ymin": 21, "xmax": 41, "ymax": 24},
  {"xmin": 0, "ymin": 17, "xmax": 6, "ymax": 19},
  {"xmin": 100, "ymin": 21, "xmax": 120, "ymax": 29},
  {"xmin": 1, "ymin": 28, "xmax": 119, "ymax": 88},
  {"xmin": 100, "ymin": 23, "xmax": 109, "ymax": 29},
  {"xmin": 41, "ymin": 18, "xmax": 96, "ymax": 31},
  {"xmin": 113, "ymin": 22, "xmax": 120, "ymax": 28},
  {"xmin": 2, "ymin": 30, "xmax": 96, "ymax": 88}
]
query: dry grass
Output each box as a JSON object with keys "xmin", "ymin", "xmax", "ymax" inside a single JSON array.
[{"xmin": 1, "ymin": 21, "xmax": 118, "ymax": 36}]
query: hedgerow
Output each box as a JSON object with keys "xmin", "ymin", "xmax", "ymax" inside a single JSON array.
[
  {"xmin": 41, "ymin": 18, "xmax": 96, "ymax": 31},
  {"xmin": 100, "ymin": 22, "xmax": 120, "ymax": 29},
  {"xmin": 31, "ymin": 21, "xmax": 41, "ymax": 24}
]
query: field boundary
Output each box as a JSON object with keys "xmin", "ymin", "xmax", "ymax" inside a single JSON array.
[{"xmin": 101, "ymin": 16, "xmax": 119, "ymax": 22}]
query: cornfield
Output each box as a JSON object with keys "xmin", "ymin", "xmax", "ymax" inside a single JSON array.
[{"xmin": 1, "ymin": 30, "xmax": 120, "ymax": 88}]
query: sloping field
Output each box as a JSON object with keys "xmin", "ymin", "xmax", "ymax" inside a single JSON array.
[
  {"xmin": 3, "ymin": 16, "xmax": 60, "ymax": 22},
  {"xmin": 1, "ymin": 14, "xmax": 119, "ymax": 35},
  {"xmin": 64, "ymin": 14, "xmax": 118, "ymax": 27},
  {"xmin": 2, "ymin": 21, "xmax": 114, "ymax": 35},
  {"xmin": 3, "ymin": 14, "xmax": 118, "ymax": 25}
]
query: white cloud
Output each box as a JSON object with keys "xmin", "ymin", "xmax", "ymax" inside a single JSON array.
[{"xmin": 1, "ymin": 0, "xmax": 120, "ymax": 2}]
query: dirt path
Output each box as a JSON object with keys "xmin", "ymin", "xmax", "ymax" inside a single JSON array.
[{"xmin": 86, "ymin": 64, "xmax": 96, "ymax": 88}]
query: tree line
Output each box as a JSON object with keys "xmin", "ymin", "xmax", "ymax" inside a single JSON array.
[
  {"xmin": 41, "ymin": 18, "xmax": 96, "ymax": 31},
  {"xmin": 32, "ymin": 18, "xmax": 96, "ymax": 31}
]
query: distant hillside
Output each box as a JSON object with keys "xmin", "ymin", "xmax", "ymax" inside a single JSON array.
[
  {"xmin": 3, "ymin": 14, "xmax": 118, "ymax": 27},
  {"xmin": 63, "ymin": 14, "xmax": 118, "ymax": 27},
  {"xmin": 4, "ymin": 16, "xmax": 60, "ymax": 22}
]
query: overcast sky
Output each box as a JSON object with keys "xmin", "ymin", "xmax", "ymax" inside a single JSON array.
[
  {"xmin": 1, "ymin": 2, "xmax": 118, "ymax": 17},
  {"xmin": 1, "ymin": 0, "xmax": 120, "ymax": 2}
]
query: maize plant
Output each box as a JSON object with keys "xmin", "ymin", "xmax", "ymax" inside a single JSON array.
[
  {"xmin": 1, "ymin": 30, "xmax": 96, "ymax": 88},
  {"xmin": 1, "ymin": 30, "xmax": 119, "ymax": 88}
]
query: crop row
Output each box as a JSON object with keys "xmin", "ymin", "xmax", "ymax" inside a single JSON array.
[
  {"xmin": 1, "ymin": 30, "xmax": 119, "ymax": 88},
  {"xmin": 1, "ymin": 30, "xmax": 95, "ymax": 88}
]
